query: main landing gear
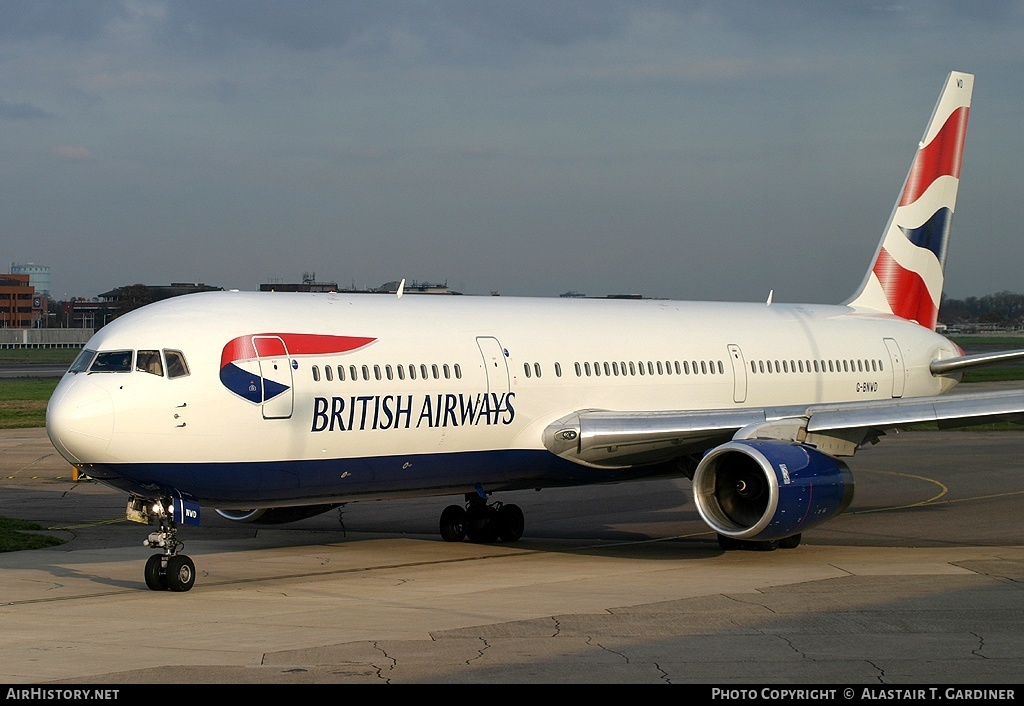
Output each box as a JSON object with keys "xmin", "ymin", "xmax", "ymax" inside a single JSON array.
[
  {"xmin": 128, "ymin": 496, "xmax": 196, "ymax": 592},
  {"xmin": 439, "ymin": 493, "xmax": 525, "ymax": 544}
]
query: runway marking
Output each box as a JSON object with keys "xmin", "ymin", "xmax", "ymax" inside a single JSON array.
[
  {"xmin": 851, "ymin": 469, "xmax": 1024, "ymax": 514},
  {"xmin": 0, "ymin": 531, "xmax": 725, "ymax": 607},
  {"xmin": 850, "ymin": 470, "xmax": 948, "ymax": 514},
  {"xmin": 45, "ymin": 518, "xmax": 125, "ymax": 530},
  {"xmin": 0, "ymin": 547, "xmax": 542, "ymax": 606}
]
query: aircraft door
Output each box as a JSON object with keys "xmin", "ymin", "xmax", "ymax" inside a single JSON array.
[
  {"xmin": 727, "ymin": 344, "xmax": 747, "ymax": 403},
  {"xmin": 253, "ymin": 335, "xmax": 295, "ymax": 419},
  {"xmin": 476, "ymin": 336, "xmax": 510, "ymax": 395},
  {"xmin": 883, "ymin": 337, "xmax": 905, "ymax": 398}
]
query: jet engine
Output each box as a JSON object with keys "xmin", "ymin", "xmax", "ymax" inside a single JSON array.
[
  {"xmin": 692, "ymin": 439, "xmax": 854, "ymax": 542},
  {"xmin": 215, "ymin": 503, "xmax": 341, "ymax": 525}
]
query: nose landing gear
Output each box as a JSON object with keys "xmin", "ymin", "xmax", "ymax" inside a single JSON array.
[{"xmin": 128, "ymin": 496, "xmax": 196, "ymax": 592}]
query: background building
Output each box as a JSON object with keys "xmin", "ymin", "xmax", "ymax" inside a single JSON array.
[
  {"xmin": 0, "ymin": 274, "xmax": 47, "ymax": 328},
  {"xmin": 259, "ymin": 272, "xmax": 339, "ymax": 293},
  {"xmin": 10, "ymin": 262, "xmax": 51, "ymax": 297}
]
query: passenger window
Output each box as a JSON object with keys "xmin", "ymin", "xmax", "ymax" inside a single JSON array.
[
  {"xmin": 312, "ymin": 366, "xmax": 321, "ymax": 382},
  {"xmin": 91, "ymin": 350, "xmax": 133, "ymax": 373},
  {"xmin": 454, "ymin": 364, "xmax": 462, "ymax": 379},
  {"xmin": 136, "ymin": 350, "xmax": 164, "ymax": 377},
  {"xmin": 324, "ymin": 365, "xmax": 333, "ymax": 382},
  {"xmin": 164, "ymin": 350, "xmax": 190, "ymax": 378}
]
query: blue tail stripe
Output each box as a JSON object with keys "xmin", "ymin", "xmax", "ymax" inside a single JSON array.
[
  {"xmin": 898, "ymin": 207, "xmax": 952, "ymax": 263},
  {"xmin": 219, "ymin": 362, "xmax": 289, "ymax": 403}
]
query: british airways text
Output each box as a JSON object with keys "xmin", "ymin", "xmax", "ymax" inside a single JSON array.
[{"xmin": 311, "ymin": 392, "xmax": 516, "ymax": 432}]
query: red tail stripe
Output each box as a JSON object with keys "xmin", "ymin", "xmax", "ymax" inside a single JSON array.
[
  {"xmin": 899, "ymin": 106, "xmax": 969, "ymax": 207},
  {"xmin": 872, "ymin": 249, "xmax": 939, "ymax": 329},
  {"xmin": 220, "ymin": 333, "xmax": 375, "ymax": 368}
]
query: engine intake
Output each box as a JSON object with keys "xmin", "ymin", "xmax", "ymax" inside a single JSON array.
[{"xmin": 692, "ymin": 439, "xmax": 854, "ymax": 541}]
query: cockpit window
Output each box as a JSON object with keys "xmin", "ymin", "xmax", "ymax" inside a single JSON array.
[
  {"xmin": 68, "ymin": 349, "xmax": 96, "ymax": 374},
  {"xmin": 136, "ymin": 350, "xmax": 164, "ymax": 377},
  {"xmin": 90, "ymin": 350, "xmax": 134, "ymax": 373},
  {"xmin": 164, "ymin": 349, "xmax": 190, "ymax": 379}
]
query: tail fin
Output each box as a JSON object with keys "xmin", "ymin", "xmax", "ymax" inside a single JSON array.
[{"xmin": 846, "ymin": 71, "xmax": 973, "ymax": 330}]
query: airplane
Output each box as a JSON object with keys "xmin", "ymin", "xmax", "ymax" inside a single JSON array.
[{"xmin": 46, "ymin": 71, "xmax": 1024, "ymax": 592}]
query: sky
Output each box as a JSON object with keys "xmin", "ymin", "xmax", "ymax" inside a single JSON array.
[{"xmin": 2, "ymin": 1, "xmax": 1023, "ymax": 303}]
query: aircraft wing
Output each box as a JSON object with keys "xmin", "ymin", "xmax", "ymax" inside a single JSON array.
[{"xmin": 543, "ymin": 389, "xmax": 1024, "ymax": 469}]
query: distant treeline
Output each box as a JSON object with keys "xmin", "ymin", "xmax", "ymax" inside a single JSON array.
[{"xmin": 940, "ymin": 291, "xmax": 1024, "ymax": 325}]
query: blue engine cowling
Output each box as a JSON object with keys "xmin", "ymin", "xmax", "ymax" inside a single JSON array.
[{"xmin": 692, "ymin": 439, "xmax": 855, "ymax": 542}]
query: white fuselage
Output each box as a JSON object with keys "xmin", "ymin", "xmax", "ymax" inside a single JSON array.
[{"xmin": 46, "ymin": 291, "xmax": 960, "ymax": 506}]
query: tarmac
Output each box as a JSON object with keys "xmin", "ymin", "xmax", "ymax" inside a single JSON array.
[{"xmin": 1, "ymin": 425, "xmax": 1023, "ymax": 686}]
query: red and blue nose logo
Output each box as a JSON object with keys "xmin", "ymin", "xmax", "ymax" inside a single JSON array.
[{"xmin": 219, "ymin": 333, "xmax": 375, "ymax": 404}]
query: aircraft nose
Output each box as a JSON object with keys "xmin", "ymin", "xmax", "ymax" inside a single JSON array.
[{"xmin": 46, "ymin": 378, "xmax": 114, "ymax": 464}]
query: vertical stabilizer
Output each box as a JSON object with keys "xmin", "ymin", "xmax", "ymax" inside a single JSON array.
[{"xmin": 846, "ymin": 71, "xmax": 973, "ymax": 330}]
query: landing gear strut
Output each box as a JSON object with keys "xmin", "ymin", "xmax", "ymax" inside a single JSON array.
[
  {"xmin": 128, "ymin": 496, "xmax": 196, "ymax": 592},
  {"xmin": 439, "ymin": 493, "xmax": 525, "ymax": 544}
]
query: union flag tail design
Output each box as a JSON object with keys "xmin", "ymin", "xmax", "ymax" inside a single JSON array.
[{"xmin": 846, "ymin": 71, "xmax": 973, "ymax": 330}]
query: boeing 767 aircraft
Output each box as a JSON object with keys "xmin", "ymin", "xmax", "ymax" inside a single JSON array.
[{"xmin": 46, "ymin": 71, "xmax": 1024, "ymax": 591}]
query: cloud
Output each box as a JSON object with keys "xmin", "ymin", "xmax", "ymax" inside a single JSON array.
[
  {"xmin": 0, "ymin": 0, "xmax": 126, "ymax": 42},
  {"xmin": 52, "ymin": 145, "xmax": 93, "ymax": 161},
  {"xmin": 0, "ymin": 97, "xmax": 55, "ymax": 120},
  {"xmin": 156, "ymin": 0, "xmax": 638, "ymax": 54}
]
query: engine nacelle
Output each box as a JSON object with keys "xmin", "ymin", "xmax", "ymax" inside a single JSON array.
[
  {"xmin": 692, "ymin": 439, "xmax": 854, "ymax": 542},
  {"xmin": 215, "ymin": 503, "xmax": 341, "ymax": 525}
]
